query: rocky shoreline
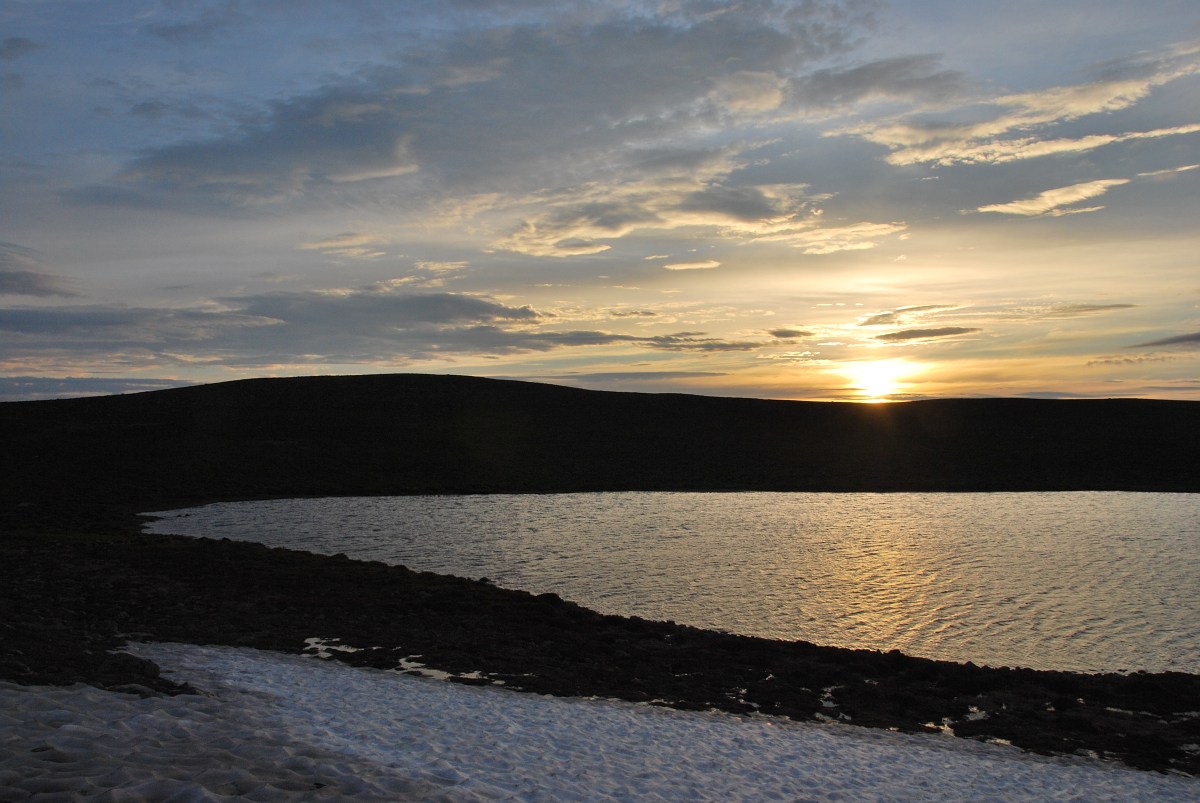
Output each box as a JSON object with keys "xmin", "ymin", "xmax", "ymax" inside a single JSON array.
[{"xmin": 2, "ymin": 504, "xmax": 1198, "ymax": 777}]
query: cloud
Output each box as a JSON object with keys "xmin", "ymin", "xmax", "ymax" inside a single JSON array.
[
  {"xmin": 1131, "ymin": 332, "xmax": 1200, "ymax": 349},
  {"xmin": 0, "ymin": 270, "xmax": 79, "ymax": 297},
  {"xmin": 974, "ymin": 179, "xmax": 1129, "ymax": 216},
  {"xmin": 677, "ymin": 184, "xmax": 788, "ymax": 222},
  {"xmin": 963, "ymin": 302, "xmax": 1137, "ymax": 322},
  {"xmin": 0, "ymin": 37, "xmax": 43, "ymax": 60},
  {"xmin": 0, "ymin": 282, "xmax": 761, "ymax": 369},
  {"xmin": 111, "ymin": 99, "xmax": 421, "ymax": 204},
  {"xmin": 768, "ymin": 328, "xmax": 811, "ymax": 338},
  {"xmin": 663, "ymin": 260, "xmax": 720, "ymax": 271},
  {"xmin": 231, "ymin": 289, "xmax": 541, "ymax": 329},
  {"xmin": 894, "ymin": 124, "xmax": 1200, "ymax": 166},
  {"xmin": 840, "ymin": 41, "xmax": 1200, "ymax": 167},
  {"xmin": 747, "ymin": 220, "xmax": 906, "ymax": 253},
  {"xmin": 0, "ymin": 242, "xmax": 79, "ymax": 297},
  {"xmin": 89, "ymin": 10, "xmax": 845, "ymax": 204},
  {"xmin": 792, "ymin": 55, "xmax": 964, "ymax": 108},
  {"xmin": 414, "ymin": 261, "xmax": 469, "ymax": 274},
  {"xmin": 638, "ymin": 333, "xmax": 758, "ymax": 352},
  {"xmin": 299, "ymin": 232, "xmax": 388, "ymax": 259},
  {"xmin": 709, "ymin": 70, "xmax": 787, "ymax": 113},
  {"xmin": 1041, "ymin": 303, "xmax": 1136, "ymax": 316},
  {"xmin": 145, "ymin": 3, "xmax": 245, "ymax": 42},
  {"xmin": 1087, "ymin": 355, "xmax": 1175, "ymax": 367},
  {"xmin": 875, "ymin": 327, "xmax": 980, "ymax": 342},
  {"xmin": 759, "ymin": 350, "xmax": 826, "ymax": 363},
  {"xmin": 73, "ymin": 3, "xmax": 914, "ymax": 260},
  {"xmin": 479, "ymin": 142, "xmax": 910, "ymax": 256},
  {"xmin": 858, "ymin": 304, "xmax": 958, "ymax": 326},
  {"xmin": 1138, "ymin": 163, "xmax": 1200, "ymax": 178}
]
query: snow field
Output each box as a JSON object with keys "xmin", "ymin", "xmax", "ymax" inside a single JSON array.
[{"xmin": 1, "ymin": 642, "xmax": 1198, "ymax": 801}]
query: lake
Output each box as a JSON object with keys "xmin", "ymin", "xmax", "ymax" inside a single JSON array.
[{"xmin": 144, "ymin": 491, "xmax": 1200, "ymax": 675}]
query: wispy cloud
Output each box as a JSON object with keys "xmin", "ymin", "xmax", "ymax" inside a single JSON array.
[
  {"xmin": 891, "ymin": 124, "xmax": 1200, "ymax": 167},
  {"xmin": 0, "ymin": 270, "xmax": 78, "ymax": 297},
  {"xmin": 663, "ymin": 260, "xmax": 720, "ymax": 271},
  {"xmin": 299, "ymin": 232, "xmax": 388, "ymax": 259},
  {"xmin": 1087, "ymin": 354, "xmax": 1175, "ymax": 366},
  {"xmin": 0, "ymin": 242, "xmax": 80, "ymax": 297},
  {"xmin": 1137, "ymin": 163, "xmax": 1200, "ymax": 178},
  {"xmin": 0, "ymin": 282, "xmax": 764, "ymax": 369},
  {"xmin": 840, "ymin": 41, "xmax": 1200, "ymax": 167},
  {"xmin": 875, "ymin": 327, "xmax": 980, "ymax": 342},
  {"xmin": 858, "ymin": 305, "xmax": 959, "ymax": 327},
  {"xmin": 973, "ymin": 179, "xmax": 1130, "ymax": 216},
  {"xmin": 964, "ymin": 302, "xmax": 1139, "ymax": 322},
  {"xmin": 1131, "ymin": 331, "xmax": 1200, "ymax": 349},
  {"xmin": 487, "ymin": 162, "xmax": 906, "ymax": 257},
  {"xmin": 1039, "ymin": 303, "xmax": 1137, "ymax": 317},
  {"xmin": 414, "ymin": 261, "xmax": 469, "ymax": 274}
]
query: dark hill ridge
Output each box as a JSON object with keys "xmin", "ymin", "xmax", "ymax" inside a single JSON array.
[{"xmin": 2, "ymin": 373, "xmax": 1197, "ymax": 512}]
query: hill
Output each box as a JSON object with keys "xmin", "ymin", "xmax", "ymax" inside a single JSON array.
[{"xmin": 2, "ymin": 374, "xmax": 1197, "ymax": 514}]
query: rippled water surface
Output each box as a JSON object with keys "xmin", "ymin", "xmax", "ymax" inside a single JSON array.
[{"xmin": 145, "ymin": 492, "xmax": 1200, "ymax": 674}]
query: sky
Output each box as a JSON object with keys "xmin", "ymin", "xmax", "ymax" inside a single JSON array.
[{"xmin": 1, "ymin": 0, "xmax": 1198, "ymax": 403}]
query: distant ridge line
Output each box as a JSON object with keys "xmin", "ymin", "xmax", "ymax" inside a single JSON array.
[{"xmin": 3, "ymin": 373, "xmax": 1198, "ymax": 512}]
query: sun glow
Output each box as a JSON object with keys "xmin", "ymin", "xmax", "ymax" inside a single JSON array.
[{"xmin": 839, "ymin": 359, "xmax": 913, "ymax": 402}]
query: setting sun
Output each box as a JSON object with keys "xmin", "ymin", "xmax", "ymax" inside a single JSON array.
[{"xmin": 839, "ymin": 360, "xmax": 913, "ymax": 401}]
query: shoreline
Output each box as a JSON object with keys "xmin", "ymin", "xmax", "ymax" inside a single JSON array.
[{"xmin": 2, "ymin": 503, "xmax": 1199, "ymax": 777}]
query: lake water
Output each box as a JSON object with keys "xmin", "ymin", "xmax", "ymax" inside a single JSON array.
[{"xmin": 144, "ymin": 492, "xmax": 1200, "ymax": 675}]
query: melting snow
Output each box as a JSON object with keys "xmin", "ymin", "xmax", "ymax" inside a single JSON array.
[{"xmin": 1, "ymin": 642, "xmax": 1197, "ymax": 801}]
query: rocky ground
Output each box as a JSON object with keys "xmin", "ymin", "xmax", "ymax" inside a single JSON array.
[{"xmin": 2, "ymin": 504, "xmax": 1198, "ymax": 777}]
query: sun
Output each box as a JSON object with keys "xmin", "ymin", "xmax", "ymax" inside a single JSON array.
[{"xmin": 839, "ymin": 359, "xmax": 911, "ymax": 402}]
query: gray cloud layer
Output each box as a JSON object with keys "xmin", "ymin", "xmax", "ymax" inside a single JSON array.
[
  {"xmin": 875, "ymin": 327, "xmax": 981, "ymax": 342},
  {"xmin": 0, "ymin": 243, "xmax": 78, "ymax": 297},
  {"xmin": 1132, "ymin": 332, "xmax": 1200, "ymax": 349},
  {"xmin": 0, "ymin": 285, "xmax": 759, "ymax": 367},
  {"xmin": 70, "ymin": 0, "xmax": 946, "ymax": 262}
]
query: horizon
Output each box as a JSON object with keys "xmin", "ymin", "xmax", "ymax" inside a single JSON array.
[
  {"xmin": 2, "ymin": 2, "xmax": 1199, "ymax": 403},
  {"xmin": 5, "ymin": 370, "xmax": 1199, "ymax": 406}
]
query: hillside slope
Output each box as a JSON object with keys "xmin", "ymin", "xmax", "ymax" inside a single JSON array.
[{"xmin": 2, "ymin": 374, "xmax": 1198, "ymax": 513}]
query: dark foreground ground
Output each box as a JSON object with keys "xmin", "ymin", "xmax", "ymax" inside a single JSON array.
[
  {"xmin": 3, "ymin": 509, "xmax": 1199, "ymax": 777},
  {"xmin": 2, "ymin": 375, "xmax": 1199, "ymax": 777}
]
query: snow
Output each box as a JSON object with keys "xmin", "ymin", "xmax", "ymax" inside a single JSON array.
[{"xmin": 2, "ymin": 642, "xmax": 1198, "ymax": 802}]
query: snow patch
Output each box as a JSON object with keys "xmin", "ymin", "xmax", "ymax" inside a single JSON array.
[{"xmin": 0, "ymin": 643, "xmax": 1196, "ymax": 802}]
